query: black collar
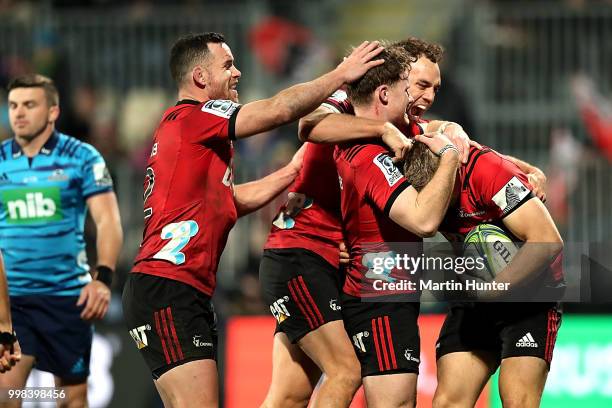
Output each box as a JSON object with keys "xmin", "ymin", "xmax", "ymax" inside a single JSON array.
[
  {"xmin": 12, "ymin": 131, "xmax": 59, "ymax": 158},
  {"xmin": 175, "ymin": 99, "xmax": 200, "ymax": 106}
]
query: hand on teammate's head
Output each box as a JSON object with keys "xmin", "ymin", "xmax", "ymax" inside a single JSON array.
[
  {"xmin": 415, "ymin": 131, "xmax": 457, "ymax": 159},
  {"xmin": 440, "ymin": 122, "xmax": 478, "ymax": 164},
  {"xmin": 336, "ymin": 41, "xmax": 385, "ymax": 84}
]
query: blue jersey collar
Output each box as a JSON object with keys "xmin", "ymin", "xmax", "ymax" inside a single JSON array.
[{"xmin": 11, "ymin": 131, "xmax": 59, "ymax": 158}]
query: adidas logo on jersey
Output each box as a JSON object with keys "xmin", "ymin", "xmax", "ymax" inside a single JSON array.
[
  {"xmin": 516, "ymin": 332, "xmax": 538, "ymax": 348},
  {"xmin": 2, "ymin": 188, "xmax": 62, "ymax": 224}
]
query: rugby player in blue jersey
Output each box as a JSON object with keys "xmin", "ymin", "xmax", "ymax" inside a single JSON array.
[{"xmin": 0, "ymin": 74, "xmax": 123, "ymax": 407}]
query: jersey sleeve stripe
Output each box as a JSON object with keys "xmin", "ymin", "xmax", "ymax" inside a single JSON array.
[
  {"xmin": 383, "ymin": 180, "xmax": 411, "ymax": 216},
  {"xmin": 67, "ymin": 140, "xmax": 83, "ymax": 158},
  {"xmin": 463, "ymin": 149, "xmax": 493, "ymax": 188},
  {"xmin": 345, "ymin": 145, "xmax": 367, "ymax": 163},
  {"xmin": 228, "ymin": 105, "xmax": 242, "ymax": 141},
  {"xmin": 56, "ymin": 138, "xmax": 73, "ymax": 157},
  {"xmin": 83, "ymin": 188, "xmax": 114, "ymax": 200}
]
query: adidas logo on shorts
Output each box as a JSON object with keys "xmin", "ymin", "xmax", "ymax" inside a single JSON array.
[{"xmin": 516, "ymin": 332, "xmax": 538, "ymax": 348}]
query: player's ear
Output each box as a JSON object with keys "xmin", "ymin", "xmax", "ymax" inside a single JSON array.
[
  {"xmin": 192, "ymin": 65, "xmax": 206, "ymax": 89},
  {"xmin": 377, "ymin": 85, "xmax": 389, "ymax": 105},
  {"xmin": 48, "ymin": 105, "xmax": 60, "ymax": 123}
]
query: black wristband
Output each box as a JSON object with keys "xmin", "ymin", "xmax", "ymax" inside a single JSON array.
[
  {"xmin": 0, "ymin": 331, "xmax": 16, "ymax": 345},
  {"xmin": 95, "ymin": 265, "xmax": 113, "ymax": 287}
]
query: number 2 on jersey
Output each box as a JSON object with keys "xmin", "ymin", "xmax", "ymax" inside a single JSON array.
[{"xmin": 153, "ymin": 220, "xmax": 199, "ymax": 265}]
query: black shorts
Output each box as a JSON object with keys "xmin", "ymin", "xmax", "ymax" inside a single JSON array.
[
  {"xmin": 341, "ymin": 293, "xmax": 420, "ymax": 377},
  {"xmin": 259, "ymin": 248, "xmax": 343, "ymax": 343},
  {"xmin": 436, "ymin": 302, "xmax": 562, "ymax": 367},
  {"xmin": 122, "ymin": 273, "xmax": 218, "ymax": 379},
  {"xmin": 11, "ymin": 295, "xmax": 92, "ymax": 382}
]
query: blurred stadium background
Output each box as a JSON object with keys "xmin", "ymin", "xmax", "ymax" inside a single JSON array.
[{"xmin": 1, "ymin": 0, "xmax": 611, "ymax": 406}]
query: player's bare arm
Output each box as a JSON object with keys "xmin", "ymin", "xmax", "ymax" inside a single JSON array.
[
  {"xmin": 234, "ymin": 144, "xmax": 306, "ymax": 217},
  {"xmin": 0, "ymin": 252, "xmax": 21, "ymax": 373},
  {"xmin": 234, "ymin": 41, "xmax": 384, "ymax": 138},
  {"xmin": 484, "ymin": 198, "xmax": 563, "ymax": 296},
  {"xmin": 505, "ymin": 155, "xmax": 547, "ymax": 201},
  {"xmin": 389, "ymin": 132, "xmax": 460, "ymax": 237},
  {"xmin": 298, "ymin": 106, "xmax": 413, "ymax": 160},
  {"xmin": 78, "ymin": 191, "xmax": 123, "ymax": 321}
]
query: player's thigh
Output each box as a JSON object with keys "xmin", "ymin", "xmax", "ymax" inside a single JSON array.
[
  {"xmin": 54, "ymin": 377, "xmax": 87, "ymax": 408},
  {"xmin": 433, "ymin": 351, "xmax": 497, "ymax": 408},
  {"xmin": 434, "ymin": 304, "xmax": 500, "ymax": 407},
  {"xmin": 298, "ymin": 320, "xmax": 359, "ymax": 376},
  {"xmin": 122, "ymin": 273, "xmax": 218, "ymax": 380},
  {"xmin": 259, "ymin": 249, "xmax": 343, "ymax": 346},
  {"xmin": 362, "ymin": 372, "xmax": 418, "ymax": 408},
  {"xmin": 498, "ymin": 356, "xmax": 548, "ymax": 408},
  {"xmin": 154, "ymin": 359, "xmax": 218, "ymax": 408},
  {"xmin": 497, "ymin": 302, "xmax": 561, "ymax": 408},
  {"xmin": 342, "ymin": 295, "xmax": 420, "ymax": 379},
  {"xmin": 264, "ymin": 332, "xmax": 320, "ymax": 407}
]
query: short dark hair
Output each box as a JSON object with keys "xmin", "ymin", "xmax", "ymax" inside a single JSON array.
[
  {"xmin": 169, "ymin": 32, "xmax": 226, "ymax": 86},
  {"xmin": 391, "ymin": 37, "xmax": 444, "ymax": 64},
  {"xmin": 347, "ymin": 46, "xmax": 410, "ymax": 106},
  {"xmin": 7, "ymin": 74, "xmax": 59, "ymax": 107},
  {"xmin": 403, "ymin": 141, "xmax": 440, "ymax": 191}
]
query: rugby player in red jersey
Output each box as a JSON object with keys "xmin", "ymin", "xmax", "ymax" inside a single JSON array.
[
  {"xmin": 121, "ymin": 32, "xmax": 387, "ymax": 407},
  {"xmin": 335, "ymin": 46, "xmax": 460, "ymax": 408},
  {"xmin": 260, "ymin": 88, "xmax": 419, "ymax": 408},
  {"xmin": 404, "ymin": 143, "xmax": 564, "ymax": 408}
]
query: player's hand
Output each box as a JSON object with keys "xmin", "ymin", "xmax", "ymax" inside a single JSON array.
[
  {"xmin": 335, "ymin": 41, "xmax": 385, "ymax": 84},
  {"xmin": 77, "ymin": 280, "xmax": 111, "ymax": 321},
  {"xmin": 339, "ymin": 241, "xmax": 351, "ymax": 265},
  {"xmin": 441, "ymin": 122, "xmax": 480, "ymax": 164},
  {"xmin": 289, "ymin": 143, "xmax": 307, "ymax": 174},
  {"xmin": 527, "ymin": 168, "xmax": 547, "ymax": 202},
  {"xmin": 0, "ymin": 339, "xmax": 21, "ymax": 373},
  {"xmin": 381, "ymin": 122, "xmax": 413, "ymax": 162},
  {"xmin": 415, "ymin": 131, "xmax": 458, "ymax": 161}
]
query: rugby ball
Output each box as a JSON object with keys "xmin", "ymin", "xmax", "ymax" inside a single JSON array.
[{"xmin": 463, "ymin": 224, "xmax": 519, "ymax": 281}]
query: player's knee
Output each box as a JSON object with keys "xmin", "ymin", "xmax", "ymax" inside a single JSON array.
[
  {"xmin": 325, "ymin": 357, "xmax": 361, "ymax": 392},
  {"xmin": 262, "ymin": 393, "xmax": 310, "ymax": 408},
  {"xmin": 500, "ymin": 392, "xmax": 537, "ymax": 408},
  {"xmin": 432, "ymin": 391, "xmax": 466, "ymax": 408}
]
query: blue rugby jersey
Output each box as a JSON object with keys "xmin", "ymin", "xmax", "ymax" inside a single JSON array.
[{"xmin": 0, "ymin": 131, "xmax": 113, "ymax": 296}]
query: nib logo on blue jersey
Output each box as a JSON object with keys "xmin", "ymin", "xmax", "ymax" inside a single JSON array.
[{"xmin": 1, "ymin": 187, "xmax": 62, "ymax": 224}]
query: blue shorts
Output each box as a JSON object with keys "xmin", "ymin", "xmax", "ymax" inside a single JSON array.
[{"xmin": 10, "ymin": 295, "xmax": 93, "ymax": 382}]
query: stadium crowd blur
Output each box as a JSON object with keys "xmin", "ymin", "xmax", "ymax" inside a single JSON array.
[{"xmin": 1, "ymin": 0, "xmax": 611, "ymax": 322}]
